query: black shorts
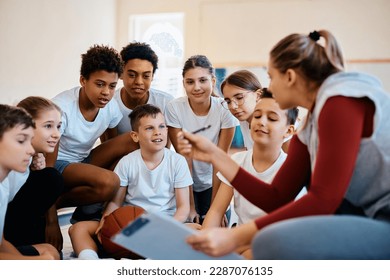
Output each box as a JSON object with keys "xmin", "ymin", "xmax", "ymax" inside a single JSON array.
[{"xmin": 17, "ymin": 245, "xmax": 40, "ymax": 256}]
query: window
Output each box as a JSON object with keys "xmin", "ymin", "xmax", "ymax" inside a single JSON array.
[{"xmin": 129, "ymin": 13, "xmax": 185, "ymax": 98}]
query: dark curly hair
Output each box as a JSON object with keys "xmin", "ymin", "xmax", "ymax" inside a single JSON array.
[
  {"xmin": 120, "ymin": 42, "xmax": 159, "ymax": 74},
  {"xmin": 80, "ymin": 44, "xmax": 123, "ymax": 79}
]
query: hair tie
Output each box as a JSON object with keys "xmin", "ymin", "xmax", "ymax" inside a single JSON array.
[{"xmin": 309, "ymin": 31, "xmax": 320, "ymax": 42}]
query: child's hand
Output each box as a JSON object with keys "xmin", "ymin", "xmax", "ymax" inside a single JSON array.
[
  {"xmin": 185, "ymin": 222, "xmax": 202, "ymax": 230},
  {"xmin": 187, "ymin": 209, "xmax": 200, "ymax": 224},
  {"xmin": 30, "ymin": 153, "xmax": 46, "ymax": 171},
  {"xmin": 95, "ymin": 217, "xmax": 106, "ymax": 243}
]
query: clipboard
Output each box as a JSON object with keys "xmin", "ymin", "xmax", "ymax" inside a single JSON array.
[{"xmin": 112, "ymin": 211, "xmax": 244, "ymax": 260}]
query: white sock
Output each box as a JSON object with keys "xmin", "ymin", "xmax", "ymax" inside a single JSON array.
[{"xmin": 77, "ymin": 249, "xmax": 100, "ymax": 260}]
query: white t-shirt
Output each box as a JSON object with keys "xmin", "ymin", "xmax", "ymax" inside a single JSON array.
[
  {"xmin": 239, "ymin": 120, "xmax": 253, "ymax": 150},
  {"xmin": 113, "ymin": 87, "xmax": 174, "ymax": 134},
  {"xmin": 0, "ymin": 169, "xmax": 29, "ymax": 243},
  {"xmin": 165, "ymin": 96, "xmax": 239, "ymax": 192},
  {"xmin": 0, "ymin": 180, "xmax": 8, "ymax": 243},
  {"xmin": 114, "ymin": 148, "xmax": 193, "ymax": 216},
  {"xmin": 217, "ymin": 149, "xmax": 287, "ymax": 225},
  {"xmin": 52, "ymin": 86, "xmax": 123, "ymax": 162}
]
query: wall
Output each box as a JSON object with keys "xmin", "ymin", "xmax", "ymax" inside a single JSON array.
[
  {"xmin": 117, "ymin": 0, "xmax": 390, "ymax": 91},
  {"xmin": 1, "ymin": 0, "xmax": 389, "ymax": 106},
  {"xmin": 0, "ymin": 0, "xmax": 116, "ymax": 104}
]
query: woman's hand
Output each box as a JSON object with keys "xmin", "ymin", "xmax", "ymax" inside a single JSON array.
[
  {"xmin": 186, "ymin": 222, "xmax": 258, "ymax": 257},
  {"xmin": 176, "ymin": 130, "xmax": 216, "ymax": 163},
  {"xmin": 177, "ymin": 130, "xmax": 241, "ymax": 183},
  {"xmin": 186, "ymin": 227, "xmax": 239, "ymax": 257}
]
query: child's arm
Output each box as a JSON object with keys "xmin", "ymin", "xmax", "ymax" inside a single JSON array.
[
  {"xmin": 187, "ymin": 186, "xmax": 199, "ymax": 223},
  {"xmin": 96, "ymin": 186, "xmax": 127, "ymax": 235},
  {"xmin": 45, "ymin": 205, "xmax": 62, "ymax": 251},
  {"xmin": 169, "ymin": 126, "xmax": 199, "ymax": 222},
  {"xmin": 173, "ymin": 187, "xmax": 190, "ymax": 222},
  {"xmin": 168, "ymin": 126, "xmax": 182, "ymax": 151},
  {"xmin": 102, "ymin": 186, "xmax": 127, "ymax": 217},
  {"xmin": 212, "ymin": 127, "xmax": 235, "ymax": 200},
  {"xmin": 202, "ymin": 182, "xmax": 234, "ymax": 229},
  {"xmin": 100, "ymin": 127, "xmax": 118, "ymax": 143}
]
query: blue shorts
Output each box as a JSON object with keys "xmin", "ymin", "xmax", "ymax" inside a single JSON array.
[{"xmin": 54, "ymin": 154, "xmax": 92, "ymax": 174}]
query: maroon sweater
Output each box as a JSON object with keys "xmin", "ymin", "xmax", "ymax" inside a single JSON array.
[{"xmin": 230, "ymin": 96, "xmax": 375, "ymax": 230}]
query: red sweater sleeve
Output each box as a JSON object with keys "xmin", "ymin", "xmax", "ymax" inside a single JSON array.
[{"xmin": 231, "ymin": 96, "xmax": 373, "ymax": 230}]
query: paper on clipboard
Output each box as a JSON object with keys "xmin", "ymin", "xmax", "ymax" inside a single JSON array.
[{"xmin": 112, "ymin": 211, "xmax": 244, "ymax": 260}]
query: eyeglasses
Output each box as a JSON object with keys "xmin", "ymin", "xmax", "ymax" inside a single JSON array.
[{"xmin": 221, "ymin": 91, "xmax": 252, "ymax": 110}]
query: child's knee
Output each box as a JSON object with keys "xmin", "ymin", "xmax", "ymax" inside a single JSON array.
[
  {"xmin": 37, "ymin": 244, "xmax": 61, "ymax": 260},
  {"xmin": 69, "ymin": 221, "xmax": 99, "ymax": 237},
  {"xmin": 97, "ymin": 172, "xmax": 120, "ymax": 199},
  {"xmin": 68, "ymin": 222, "xmax": 85, "ymax": 237}
]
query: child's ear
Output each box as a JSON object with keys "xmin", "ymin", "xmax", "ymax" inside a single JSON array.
[
  {"xmin": 211, "ymin": 76, "xmax": 216, "ymax": 88},
  {"xmin": 255, "ymin": 89, "xmax": 262, "ymax": 102},
  {"xmin": 130, "ymin": 131, "xmax": 139, "ymax": 143},
  {"xmin": 79, "ymin": 75, "xmax": 86, "ymax": 86},
  {"xmin": 284, "ymin": 124, "xmax": 295, "ymax": 139}
]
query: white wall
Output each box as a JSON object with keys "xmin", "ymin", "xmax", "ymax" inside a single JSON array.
[
  {"xmin": 199, "ymin": 0, "xmax": 390, "ymax": 65},
  {"xmin": 0, "ymin": 0, "xmax": 116, "ymax": 104},
  {"xmin": 1, "ymin": 0, "xmax": 389, "ymax": 106},
  {"xmin": 117, "ymin": 0, "xmax": 390, "ymax": 91}
]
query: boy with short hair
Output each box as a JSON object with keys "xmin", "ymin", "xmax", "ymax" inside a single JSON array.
[
  {"xmin": 0, "ymin": 104, "xmax": 60, "ymax": 259},
  {"xmin": 201, "ymin": 89, "xmax": 299, "ymax": 258},
  {"xmin": 68, "ymin": 104, "xmax": 192, "ymax": 259}
]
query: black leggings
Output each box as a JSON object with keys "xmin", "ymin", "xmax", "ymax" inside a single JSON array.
[
  {"xmin": 193, "ymin": 188, "xmax": 212, "ymax": 223},
  {"xmin": 4, "ymin": 167, "xmax": 64, "ymax": 246}
]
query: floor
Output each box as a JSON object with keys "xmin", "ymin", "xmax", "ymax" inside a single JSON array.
[
  {"xmin": 58, "ymin": 208, "xmax": 76, "ymax": 260},
  {"xmin": 58, "ymin": 203, "xmax": 238, "ymax": 260}
]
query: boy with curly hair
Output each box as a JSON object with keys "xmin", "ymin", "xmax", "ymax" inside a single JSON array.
[
  {"xmin": 47, "ymin": 45, "xmax": 138, "ymax": 223},
  {"xmin": 102, "ymin": 42, "xmax": 174, "ymax": 140}
]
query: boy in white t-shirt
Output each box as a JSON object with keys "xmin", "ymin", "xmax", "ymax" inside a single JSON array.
[
  {"xmin": 103, "ymin": 42, "xmax": 174, "ymax": 138},
  {"xmin": 0, "ymin": 104, "xmax": 59, "ymax": 259},
  {"xmin": 68, "ymin": 104, "xmax": 192, "ymax": 259},
  {"xmin": 201, "ymin": 89, "xmax": 299, "ymax": 258},
  {"xmin": 47, "ymin": 45, "xmax": 139, "ymax": 223}
]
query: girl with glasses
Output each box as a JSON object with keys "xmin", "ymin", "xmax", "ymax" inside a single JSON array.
[{"xmin": 220, "ymin": 70, "xmax": 262, "ymax": 151}]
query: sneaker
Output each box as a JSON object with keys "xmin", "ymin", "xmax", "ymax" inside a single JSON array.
[{"xmin": 70, "ymin": 203, "xmax": 104, "ymax": 224}]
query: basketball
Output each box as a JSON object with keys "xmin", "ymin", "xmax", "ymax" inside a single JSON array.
[{"xmin": 99, "ymin": 205, "xmax": 145, "ymax": 259}]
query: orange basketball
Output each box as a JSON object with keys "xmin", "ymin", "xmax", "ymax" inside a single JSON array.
[{"xmin": 99, "ymin": 205, "xmax": 144, "ymax": 259}]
